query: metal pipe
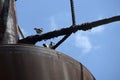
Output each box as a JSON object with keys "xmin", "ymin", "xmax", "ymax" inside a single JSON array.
[
  {"xmin": 0, "ymin": 0, "xmax": 18, "ymax": 44},
  {"xmin": 18, "ymin": 25, "xmax": 25, "ymax": 39},
  {"xmin": 70, "ymin": 0, "xmax": 76, "ymax": 25}
]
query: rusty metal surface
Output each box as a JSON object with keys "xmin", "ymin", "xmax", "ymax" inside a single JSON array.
[
  {"xmin": 83, "ymin": 66, "xmax": 96, "ymax": 80},
  {"xmin": 0, "ymin": 45, "xmax": 95, "ymax": 80},
  {"xmin": 0, "ymin": 0, "xmax": 18, "ymax": 44}
]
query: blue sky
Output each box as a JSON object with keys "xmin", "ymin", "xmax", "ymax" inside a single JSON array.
[{"xmin": 16, "ymin": 0, "xmax": 120, "ymax": 80}]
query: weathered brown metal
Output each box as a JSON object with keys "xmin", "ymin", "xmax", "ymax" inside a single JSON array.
[
  {"xmin": 0, "ymin": 45, "xmax": 95, "ymax": 80},
  {"xmin": 0, "ymin": 0, "xmax": 18, "ymax": 44},
  {"xmin": 0, "ymin": 1, "xmax": 96, "ymax": 80}
]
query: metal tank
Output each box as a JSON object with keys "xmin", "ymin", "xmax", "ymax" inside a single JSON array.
[
  {"xmin": 0, "ymin": 44, "xmax": 95, "ymax": 80},
  {"xmin": 0, "ymin": 0, "xmax": 95, "ymax": 80}
]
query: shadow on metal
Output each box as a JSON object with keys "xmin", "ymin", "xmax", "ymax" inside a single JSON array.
[{"xmin": 0, "ymin": 44, "xmax": 95, "ymax": 80}]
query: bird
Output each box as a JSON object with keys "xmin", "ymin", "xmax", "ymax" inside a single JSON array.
[
  {"xmin": 34, "ymin": 28, "xmax": 43, "ymax": 35},
  {"xmin": 43, "ymin": 43, "xmax": 48, "ymax": 48},
  {"xmin": 49, "ymin": 41, "xmax": 55, "ymax": 49}
]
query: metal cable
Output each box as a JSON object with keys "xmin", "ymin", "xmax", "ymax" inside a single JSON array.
[{"xmin": 52, "ymin": 0, "xmax": 76, "ymax": 49}]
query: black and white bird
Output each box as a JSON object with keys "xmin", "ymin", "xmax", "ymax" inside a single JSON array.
[
  {"xmin": 49, "ymin": 42, "xmax": 55, "ymax": 49},
  {"xmin": 34, "ymin": 28, "xmax": 43, "ymax": 35}
]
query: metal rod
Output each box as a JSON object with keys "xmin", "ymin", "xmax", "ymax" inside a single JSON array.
[
  {"xmin": 70, "ymin": 0, "xmax": 76, "ymax": 25},
  {"xmin": 52, "ymin": 34, "xmax": 70, "ymax": 49},
  {"xmin": 18, "ymin": 15, "xmax": 120, "ymax": 44},
  {"xmin": 18, "ymin": 25, "xmax": 25, "ymax": 39},
  {"xmin": 52, "ymin": 0, "xmax": 76, "ymax": 49}
]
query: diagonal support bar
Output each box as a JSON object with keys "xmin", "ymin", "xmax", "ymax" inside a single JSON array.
[{"xmin": 52, "ymin": 0, "xmax": 76, "ymax": 49}]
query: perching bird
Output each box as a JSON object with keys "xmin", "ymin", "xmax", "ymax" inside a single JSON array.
[
  {"xmin": 49, "ymin": 42, "xmax": 55, "ymax": 49},
  {"xmin": 34, "ymin": 28, "xmax": 43, "ymax": 35},
  {"xmin": 43, "ymin": 43, "xmax": 48, "ymax": 48}
]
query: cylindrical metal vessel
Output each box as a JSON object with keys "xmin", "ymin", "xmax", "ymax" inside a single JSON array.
[
  {"xmin": 0, "ymin": 45, "xmax": 95, "ymax": 80},
  {"xmin": 0, "ymin": 0, "xmax": 18, "ymax": 44}
]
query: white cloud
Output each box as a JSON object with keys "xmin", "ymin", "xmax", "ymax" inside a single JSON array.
[
  {"xmin": 49, "ymin": 16, "xmax": 58, "ymax": 30},
  {"xmin": 91, "ymin": 25, "xmax": 104, "ymax": 33},
  {"xmin": 49, "ymin": 13, "xmax": 106, "ymax": 54},
  {"xmin": 49, "ymin": 12, "xmax": 71, "ymax": 30},
  {"xmin": 74, "ymin": 24, "xmax": 105, "ymax": 53},
  {"xmin": 75, "ymin": 32, "xmax": 92, "ymax": 53},
  {"xmin": 90, "ymin": 15, "xmax": 105, "ymax": 33}
]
